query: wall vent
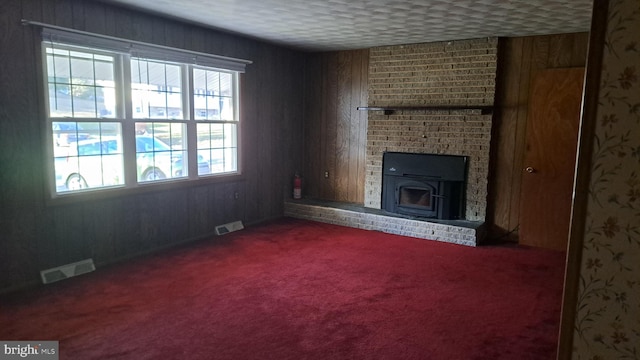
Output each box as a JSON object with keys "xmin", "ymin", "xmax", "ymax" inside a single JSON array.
[
  {"xmin": 40, "ymin": 258, "xmax": 95, "ymax": 284},
  {"xmin": 215, "ymin": 220, "xmax": 244, "ymax": 235}
]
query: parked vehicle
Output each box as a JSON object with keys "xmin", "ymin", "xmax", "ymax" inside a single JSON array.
[
  {"xmin": 135, "ymin": 135, "xmax": 211, "ymax": 181},
  {"xmin": 54, "ymin": 136, "xmax": 123, "ymax": 190},
  {"xmin": 55, "ymin": 136, "xmax": 211, "ymax": 191},
  {"xmin": 52, "ymin": 122, "xmax": 92, "ymax": 146}
]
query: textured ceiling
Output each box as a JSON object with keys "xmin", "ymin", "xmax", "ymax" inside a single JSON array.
[{"xmin": 104, "ymin": 0, "xmax": 593, "ymax": 52}]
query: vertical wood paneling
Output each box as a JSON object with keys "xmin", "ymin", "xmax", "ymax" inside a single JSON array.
[
  {"xmin": 82, "ymin": 1, "xmax": 106, "ymax": 35},
  {"xmin": 488, "ymin": 38, "xmax": 519, "ymax": 233},
  {"xmin": 548, "ymin": 34, "xmax": 574, "ymax": 67},
  {"xmin": 570, "ymin": 33, "xmax": 590, "ymax": 65},
  {"xmin": 111, "ymin": 6, "xmax": 134, "ymax": 40},
  {"xmin": 315, "ymin": 53, "xmax": 327, "ymax": 200},
  {"xmin": 349, "ymin": 50, "xmax": 366, "ymax": 201},
  {"xmin": 508, "ymin": 37, "xmax": 533, "ymax": 233},
  {"xmin": 188, "ymin": 186, "xmax": 208, "ymax": 237},
  {"xmin": 302, "ymin": 55, "xmax": 323, "ymax": 199},
  {"xmin": 53, "ymin": 0, "xmax": 73, "ymax": 28},
  {"xmin": 336, "ymin": 51, "xmax": 352, "ymax": 201},
  {"xmin": 113, "ymin": 197, "xmax": 139, "ymax": 258},
  {"xmin": 256, "ymin": 44, "xmax": 275, "ymax": 220},
  {"xmin": 0, "ymin": 0, "xmax": 36, "ymax": 288},
  {"xmin": 0, "ymin": 0, "xmax": 305, "ymax": 292},
  {"xmin": 70, "ymin": 1, "xmax": 85, "ymax": 29},
  {"xmin": 357, "ymin": 51, "xmax": 369, "ymax": 203},
  {"xmin": 322, "ymin": 54, "xmax": 338, "ymax": 199},
  {"xmin": 133, "ymin": 12, "xmax": 155, "ymax": 44},
  {"xmin": 240, "ymin": 68, "xmax": 259, "ymax": 222},
  {"xmin": 303, "ymin": 49, "xmax": 369, "ymax": 204},
  {"xmin": 488, "ymin": 33, "xmax": 588, "ymax": 241},
  {"xmin": 84, "ymin": 199, "xmax": 117, "ymax": 262}
]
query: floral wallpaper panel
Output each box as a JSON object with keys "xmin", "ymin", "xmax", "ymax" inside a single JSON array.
[{"xmin": 572, "ymin": 0, "xmax": 640, "ymax": 359}]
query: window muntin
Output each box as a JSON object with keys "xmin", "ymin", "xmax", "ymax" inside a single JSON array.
[
  {"xmin": 131, "ymin": 58, "xmax": 183, "ymax": 119},
  {"xmin": 193, "ymin": 69, "xmax": 235, "ymax": 121},
  {"xmin": 197, "ymin": 123, "xmax": 238, "ymax": 174},
  {"xmin": 135, "ymin": 122, "xmax": 194, "ymax": 181},
  {"xmin": 45, "ymin": 41, "xmax": 241, "ymax": 197},
  {"xmin": 193, "ymin": 67, "xmax": 239, "ymax": 176},
  {"xmin": 46, "ymin": 47, "xmax": 116, "ymax": 118},
  {"xmin": 53, "ymin": 122, "xmax": 124, "ymax": 192}
]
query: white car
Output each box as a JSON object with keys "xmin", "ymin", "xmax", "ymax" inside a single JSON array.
[{"xmin": 55, "ymin": 136, "xmax": 211, "ymax": 191}]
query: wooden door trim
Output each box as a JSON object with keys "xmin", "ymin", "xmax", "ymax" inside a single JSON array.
[{"xmin": 557, "ymin": 0, "xmax": 609, "ymax": 358}]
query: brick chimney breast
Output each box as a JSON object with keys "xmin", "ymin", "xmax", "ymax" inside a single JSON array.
[{"xmin": 364, "ymin": 38, "xmax": 498, "ymax": 222}]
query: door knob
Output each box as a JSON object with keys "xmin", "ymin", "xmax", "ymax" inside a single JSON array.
[{"xmin": 524, "ymin": 166, "xmax": 536, "ymax": 173}]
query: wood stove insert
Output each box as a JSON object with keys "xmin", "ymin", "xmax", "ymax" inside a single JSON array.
[{"xmin": 381, "ymin": 152, "xmax": 467, "ymax": 220}]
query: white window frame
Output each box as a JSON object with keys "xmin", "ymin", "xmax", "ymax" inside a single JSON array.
[{"xmin": 39, "ymin": 26, "xmax": 250, "ymax": 199}]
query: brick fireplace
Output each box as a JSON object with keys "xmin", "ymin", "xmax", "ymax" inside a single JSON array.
[
  {"xmin": 365, "ymin": 38, "xmax": 497, "ymax": 222},
  {"xmin": 286, "ymin": 37, "xmax": 498, "ymax": 246}
]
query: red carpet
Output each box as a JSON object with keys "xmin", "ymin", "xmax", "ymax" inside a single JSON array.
[{"xmin": 0, "ymin": 218, "xmax": 565, "ymax": 359}]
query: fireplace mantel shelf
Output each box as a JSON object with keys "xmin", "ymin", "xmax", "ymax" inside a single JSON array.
[{"xmin": 357, "ymin": 106, "xmax": 493, "ymax": 115}]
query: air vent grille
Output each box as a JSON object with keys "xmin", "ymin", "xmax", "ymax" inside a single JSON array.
[
  {"xmin": 215, "ymin": 221, "xmax": 244, "ymax": 235},
  {"xmin": 40, "ymin": 259, "xmax": 95, "ymax": 284}
]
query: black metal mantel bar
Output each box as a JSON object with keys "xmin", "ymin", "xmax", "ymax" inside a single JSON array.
[{"xmin": 357, "ymin": 106, "xmax": 493, "ymax": 115}]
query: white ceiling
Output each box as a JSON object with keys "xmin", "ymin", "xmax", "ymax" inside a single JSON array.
[{"xmin": 103, "ymin": 0, "xmax": 593, "ymax": 52}]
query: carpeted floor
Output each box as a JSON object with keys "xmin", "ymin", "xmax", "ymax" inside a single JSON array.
[{"xmin": 0, "ymin": 218, "xmax": 566, "ymax": 359}]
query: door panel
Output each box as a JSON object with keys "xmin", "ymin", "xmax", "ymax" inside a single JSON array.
[{"xmin": 519, "ymin": 68, "xmax": 584, "ymax": 251}]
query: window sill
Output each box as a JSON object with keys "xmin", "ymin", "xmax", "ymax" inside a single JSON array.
[{"xmin": 46, "ymin": 173, "xmax": 246, "ymax": 207}]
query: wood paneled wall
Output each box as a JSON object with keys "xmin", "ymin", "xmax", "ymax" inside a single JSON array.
[
  {"xmin": 299, "ymin": 33, "xmax": 588, "ymax": 220},
  {"xmin": 0, "ymin": 0, "xmax": 305, "ymax": 292},
  {"xmin": 487, "ymin": 33, "xmax": 589, "ymax": 241},
  {"xmin": 302, "ymin": 50, "xmax": 369, "ymax": 203}
]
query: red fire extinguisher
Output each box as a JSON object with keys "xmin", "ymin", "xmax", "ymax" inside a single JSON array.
[{"xmin": 293, "ymin": 173, "xmax": 302, "ymax": 199}]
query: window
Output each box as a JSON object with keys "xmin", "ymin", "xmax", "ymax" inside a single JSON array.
[
  {"xmin": 43, "ymin": 29, "xmax": 249, "ymax": 197},
  {"xmin": 193, "ymin": 68, "xmax": 238, "ymax": 174}
]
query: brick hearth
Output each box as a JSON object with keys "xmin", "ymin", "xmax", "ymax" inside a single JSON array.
[{"xmin": 285, "ymin": 199, "xmax": 485, "ymax": 246}]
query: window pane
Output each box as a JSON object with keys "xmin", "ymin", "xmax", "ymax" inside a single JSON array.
[
  {"xmin": 72, "ymin": 84, "xmax": 97, "ymax": 117},
  {"xmin": 210, "ymin": 149, "xmax": 224, "ymax": 173},
  {"xmin": 95, "ymin": 59, "xmax": 116, "ymax": 117},
  {"xmin": 166, "ymin": 64, "xmax": 181, "ymax": 88},
  {"xmin": 131, "ymin": 59, "xmax": 149, "ymax": 85},
  {"xmin": 131, "ymin": 59, "xmax": 183, "ymax": 119},
  {"xmin": 46, "ymin": 45, "xmax": 116, "ymax": 119},
  {"xmin": 223, "ymin": 147, "xmax": 237, "ymax": 172},
  {"xmin": 223, "ymin": 123, "xmax": 237, "ymax": 148},
  {"xmin": 95, "ymin": 60, "xmax": 114, "ymax": 82},
  {"xmin": 193, "ymin": 69, "xmax": 206, "ymax": 92},
  {"xmin": 49, "ymin": 84, "xmax": 72, "ymax": 118},
  {"xmin": 219, "ymin": 72, "xmax": 233, "ymax": 97},
  {"xmin": 197, "ymin": 149, "xmax": 211, "ymax": 175},
  {"xmin": 220, "ymin": 96, "xmax": 235, "ymax": 121},
  {"xmin": 70, "ymin": 56, "xmax": 95, "ymax": 85},
  {"xmin": 54, "ymin": 122, "xmax": 124, "ymax": 192},
  {"xmin": 136, "ymin": 122, "xmax": 187, "ymax": 182},
  {"xmin": 99, "ymin": 86, "xmax": 116, "ymax": 118},
  {"xmin": 207, "ymin": 72, "xmax": 220, "ymax": 94},
  {"xmin": 193, "ymin": 68, "xmax": 234, "ymax": 121},
  {"xmin": 197, "ymin": 123, "xmax": 237, "ymax": 175},
  {"xmin": 210, "ymin": 124, "xmax": 224, "ymax": 148}
]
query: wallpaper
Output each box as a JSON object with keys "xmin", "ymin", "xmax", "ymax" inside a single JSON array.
[{"xmin": 572, "ymin": 0, "xmax": 640, "ymax": 358}]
